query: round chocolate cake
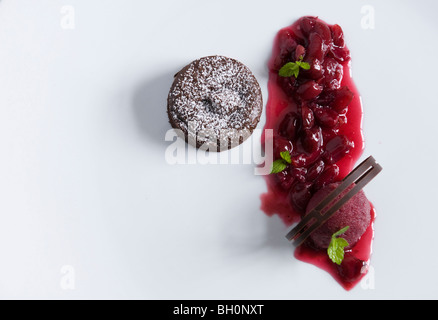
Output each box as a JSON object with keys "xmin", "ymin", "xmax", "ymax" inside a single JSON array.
[{"xmin": 167, "ymin": 56, "xmax": 263, "ymax": 151}]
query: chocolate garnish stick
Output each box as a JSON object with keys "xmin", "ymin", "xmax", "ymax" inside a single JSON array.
[{"xmin": 285, "ymin": 156, "xmax": 382, "ymax": 246}]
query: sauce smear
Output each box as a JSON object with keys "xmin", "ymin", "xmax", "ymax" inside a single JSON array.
[{"xmin": 261, "ymin": 16, "xmax": 374, "ymax": 290}]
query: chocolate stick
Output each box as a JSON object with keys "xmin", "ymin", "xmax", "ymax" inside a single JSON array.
[{"xmin": 285, "ymin": 156, "xmax": 382, "ymax": 246}]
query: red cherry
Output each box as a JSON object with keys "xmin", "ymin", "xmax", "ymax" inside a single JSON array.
[
  {"xmin": 290, "ymin": 167, "xmax": 307, "ymax": 183},
  {"xmin": 271, "ymin": 29, "xmax": 298, "ymax": 71},
  {"xmin": 323, "ymin": 58, "xmax": 343, "ymax": 90},
  {"xmin": 307, "ymin": 33, "xmax": 325, "ymax": 61},
  {"xmin": 306, "ymin": 160, "xmax": 325, "ymax": 181},
  {"xmin": 276, "ymin": 170, "xmax": 294, "ymax": 191},
  {"xmin": 314, "ymin": 164, "xmax": 340, "ymax": 190},
  {"xmin": 297, "ymin": 81, "xmax": 323, "ymax": 101},
  {"xmin": 313, "ymin": 20, "xmax": 332, "ymax": 45},
  {"xmin": 303, "ymin": 58, "xmax": 324, "ymax": 80},
  {"xmin": 290, "ymin": 182, "xmax": 313, "ymax": 213},
  {"xmin": 330, "ymin": 86, "xmax": 354, "ymax": 112},
  {"xmin": 278, "ymin": 29, "xmax": 298, "ymax": 54},
  {"xmin": 329, "ymin": 46, "xmax": 351, "ymax": 62},
  {"xmin": 331, "ymin": 24, "xmax": 345, "ymax": 47},
  {"xmin": 278, "ymin": 76, "xmax": 296, "ymax": 97},
  {"xmin": 278, "ymin": 112, "xmax": 300, "ymax": 140},
  {"xmin": 273, "ymin": 136, "xmax": 294, "ymax": 159},
  {"xmin": 301, "ymin": 105, "xmax": 315, "ymax": 129},
  {"xmin": 323, "ymin": 135, "xmax": 354, "ymax": 164},
  {"xmin": 300, "ymin": 16, "xmax": 317, "ymax": 36},
  {"xmin": 301, "ymin": 126, "xmax": 323, "ymax": 154},
  {"xmin": 336, "ymin": 254, "xmax": 367, "ymax": 283},
  {"xmin": 314, "ymin": 106, "xmax": 340, "ymax": 128}
]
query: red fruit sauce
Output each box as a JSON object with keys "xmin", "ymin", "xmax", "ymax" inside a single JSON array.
[{"xmin": 260, "ymin": 16, "xmax": 374, "ymax": 290}]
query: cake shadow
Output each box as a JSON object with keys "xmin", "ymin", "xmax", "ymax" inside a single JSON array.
[{"xmin": 132, "ymin": 70, "xmax": 175, "ymax": 147}]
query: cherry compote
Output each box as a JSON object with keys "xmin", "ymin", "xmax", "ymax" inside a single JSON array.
[{"xmin": 261, "ymin": 17, "xmax": 373, "ymax": 290}]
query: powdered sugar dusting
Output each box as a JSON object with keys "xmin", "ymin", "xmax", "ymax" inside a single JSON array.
[{"xmin": 168, "ymin": 56, "xmax": 263, "ymax": 150}]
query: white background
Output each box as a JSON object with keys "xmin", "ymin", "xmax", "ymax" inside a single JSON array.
[{"xmin": 0, "ymin": 0, "xmax": 437, "ymax": 299}]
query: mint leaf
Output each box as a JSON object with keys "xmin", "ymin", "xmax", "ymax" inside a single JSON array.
[
  {"xmin": 270, "ymin": 151, "xmax": 292, "ymax": 174},
  {"xmin": 333, "ymin": 226, "xmax": 350, "ymax": 238},
  {"xmin": 278, "ymin": 58, "xmax": 310, "ymax": 78},
  {"xmin": 293, "ymin": 67, "xmax": 299, "ymax": 78},
  {"xmin": 280, "ymin": 151, "xmax": 291, "ymax": 164},
  {"xmin": 327, "ymin": 226, "xmax": 350, "ymax": 265},
  {"xmin": 297, "ymin": 61, "xmax": 310, "ymax": 70},
  {"xmin": 271, "ymin": 159, "xmax": 288, "ymax": 174},
  {"xmin": 328, "ymin": 238, "xmax": 349, "ymax": 265},
  {"xmin": 279, "ymin": 62, "xmax": 299, "ymax": 77}
]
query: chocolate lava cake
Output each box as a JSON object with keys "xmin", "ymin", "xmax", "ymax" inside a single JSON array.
[{"xmin": 167, "ymin": 56, "xmax": 263, "ymax": 151}]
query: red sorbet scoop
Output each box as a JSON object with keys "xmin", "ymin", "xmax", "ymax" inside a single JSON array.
[{"xmin": 305, "ymin": 182, "xmax": 371, "ymax": 249}]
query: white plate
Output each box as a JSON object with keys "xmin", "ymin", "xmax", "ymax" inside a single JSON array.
[{"xmin": 0, "ymin": 0, "xmax": 437, "ymax": 299}]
